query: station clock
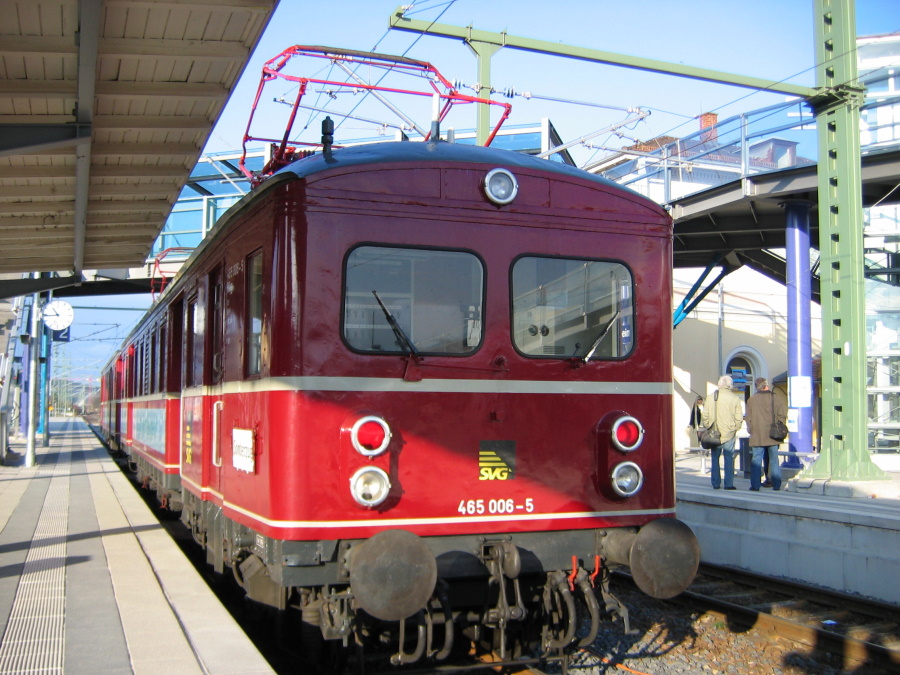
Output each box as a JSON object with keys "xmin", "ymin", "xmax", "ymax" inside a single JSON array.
[{"xmin": 42, "ymin": 299, "xmax": 75, "ymax": 331}]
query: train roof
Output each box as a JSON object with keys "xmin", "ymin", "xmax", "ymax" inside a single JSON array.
[
  {"xmin": 273, "ymin": 140, "xmax": 646, "ymax": 199},
  {"xmin": 134, "ymin": 139, "xmax": 667, "ymax": 340},
  {"xmin": 105, "ymin": 141, "xmax": 668, "ymax": 366}
]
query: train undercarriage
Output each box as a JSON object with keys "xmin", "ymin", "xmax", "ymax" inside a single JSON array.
[
  {"xmin": 172, "ymin": 486, "xmax": 698, "ymax": 668},
  {"xmin": 117, "ymin": 449, "xmax": 697, "ymax": 668}
]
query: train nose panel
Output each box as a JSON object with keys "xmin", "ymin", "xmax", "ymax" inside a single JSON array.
[{"xmin": 348, "ymin": 529, "xmax": 438, "ymax": 621}]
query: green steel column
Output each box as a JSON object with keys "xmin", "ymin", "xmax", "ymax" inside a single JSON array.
[
  {"xmin": 463, "ymin": 40, "xmax": 502, "ymax": 145},
  {"xmin": 804, "ymin": 0, "xmax": 887, "ymax": 480}
]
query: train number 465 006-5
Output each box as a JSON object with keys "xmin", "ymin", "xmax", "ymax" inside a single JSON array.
[{"xmin": 457, "ymin": 498, "xmax": 535, "ymax": 516}]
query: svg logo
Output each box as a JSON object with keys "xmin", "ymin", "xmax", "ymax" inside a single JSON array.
[{"xmin": 479, "ymin": 440, "xmax": 516, "ymax": 480}]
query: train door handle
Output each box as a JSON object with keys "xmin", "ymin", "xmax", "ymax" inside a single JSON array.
[{"xmin": 212, "ymin": 400, "xmax": 224, "ymax": 468}]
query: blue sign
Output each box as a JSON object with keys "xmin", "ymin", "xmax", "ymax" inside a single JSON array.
[
  {"xmin": 730, "ymin": 367, "xmax": 748, "ymax": 390},
  {"xmin": 51, "ymin": 327, "xmax": 70, "ymax": 342}
]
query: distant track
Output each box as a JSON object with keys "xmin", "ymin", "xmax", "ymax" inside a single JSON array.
[{"xmin": 669, "ymin": 563, "xmax": 900, "ymax": 672}]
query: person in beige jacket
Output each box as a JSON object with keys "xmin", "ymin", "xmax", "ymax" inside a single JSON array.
[{"xmin": 701, "ymin": 375, "xmax": 745, "ymax": 490}]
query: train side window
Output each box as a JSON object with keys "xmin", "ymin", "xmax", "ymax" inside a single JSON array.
[
  {"xmin": 148, "ymin": 329, "xmax": 157, "ymax": 394},
  {"xmin": 186, "ymin": 294, "xmax": 203, "ymax": 387},
  {"xmin": 140, "ymin": 339, "xmax": 148, "ymax": 396},
  {"xmin": 157, "ymin": 322, "xmax": 166, "ymax": 394},
  {"xmin": 128, "ymin": 344, "xmax": 137, "ymax": 397},
  {"xmin": 511, "ymin": 256, "xmax": 634, "ymax": 360},
  {"xmin": 208, "ymin": 267, "xmax": 225, "ymax": 385},
  {"xmin": 246, "ymin": 250, "xmax": 263, "ymax": 377},
  {"xmin": 343, "ymin": 246, "xmax": 484, "ymax": 356},
  {"xmin": 116, "ymin": 356, "xmax": 124, "ymax": 400},
  {"xmin": 169, "ymin": 298, "xmax": 183, "ymax": 392}
]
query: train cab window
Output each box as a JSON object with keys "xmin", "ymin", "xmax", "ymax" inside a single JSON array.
[
  {"xmin": 343, "ymin": 246, "xmax": 483, "ymax": 355},
  {"xmin": 246, "ymin": 251, "xmax": 263, "ymax": 377},
  {"xmin": 512, "ymin": 257, "xmax": 634, "ymax": 360}
]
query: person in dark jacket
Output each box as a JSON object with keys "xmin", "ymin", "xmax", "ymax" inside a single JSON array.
[
  {"xmin": 689, "ymin": 397, "xmax": 704, "ymax": 446},
  {"xmin": 745, "ymin": 377, "xmax": 788, "ymax": 491}
]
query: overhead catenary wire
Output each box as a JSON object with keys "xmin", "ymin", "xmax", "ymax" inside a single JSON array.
[
  {"xmin": 270, "ymin": 3, "xmax": 875, "ymax": 165},
  {"xmin": 636, "ymin": 30, "xmax": 877, "ymax": 149},
  {"xmin": 537, "ymin": 109, "xmax": 650, "ymax": 159},
  {"xmin": 322, "ymin": 0, "xmax": 460, "ymax": 139},
  {"xmin": 274, "ymin": 98, "xmax": 413, "ymax": 133}
]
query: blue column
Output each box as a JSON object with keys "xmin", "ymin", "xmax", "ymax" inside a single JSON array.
[
  {"xmin": 38, "ymin": 328, "xmax": 47, "ymax": 436},
  {"xmin": 782, "ymin": 201, "xmax": 814, "ymax": 468},
  {"xmin": 19, "ymin": 342, "xmax": 30, "ymax": 437}
]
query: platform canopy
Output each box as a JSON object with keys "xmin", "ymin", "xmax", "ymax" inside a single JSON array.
[{"xmin": 0, "ymin": 0, "xmax": 279, "ymax": 294}]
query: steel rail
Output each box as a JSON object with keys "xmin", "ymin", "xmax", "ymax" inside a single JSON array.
[{"xmin": 663, "ymin": 564, "xmax": 900, "ymax": 672}]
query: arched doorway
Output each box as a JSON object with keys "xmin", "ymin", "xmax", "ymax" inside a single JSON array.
[{"xmin": 724, "ymin": 346, "xmax": 768, "ymax": 404}]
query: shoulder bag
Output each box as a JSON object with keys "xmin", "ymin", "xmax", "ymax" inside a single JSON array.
[
  {"xmin": 769, "ymin": 392, "xmax": 788, "ymax": 442},
  {"xmin": 699, "ymin": 391, "xmax": 722, "ymax": 449}
]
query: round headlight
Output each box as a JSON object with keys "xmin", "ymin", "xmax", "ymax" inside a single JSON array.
[
  {"xmin": 350, "ymin": 416, "xmax": 391, "ymax": 456},
  {"xmin": 483, "ymin": 168, "xmax": 518, "ymax": 205},
  {"xmin": 611, "ymin": 416, "xmax": 644, "ymax": 452},
  {"xmin": 350, "ymin": 467, "xmax": 392, "ymax": 508},
  {"xmin": 611, "ymin": 462, "xmax": 644, "ymax": 497}
]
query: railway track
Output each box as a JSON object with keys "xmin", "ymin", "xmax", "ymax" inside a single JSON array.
[
  {"xmin": 105, "ymin": 438, "xmax": 899, "ymax": 675},
  {"xmin": 668, "ymin": 564, "xmax": 900, "ymax": 673}
]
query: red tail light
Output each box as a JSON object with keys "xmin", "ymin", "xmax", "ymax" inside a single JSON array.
[
  {"xmin": 357, "ymin": 422, "xmax": 386, "ymax": 450},
  {"xmin": 350, "ymin": 416, "xmax": 391, "ymax": 456},
  {"xmin": 611, "ymin": 416, "xmax": 643, "ymax": 452}
]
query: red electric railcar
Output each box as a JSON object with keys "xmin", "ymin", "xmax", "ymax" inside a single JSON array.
[{"xmin": 100, "ymin": 139, "xmax": 699, "ymax": 666}]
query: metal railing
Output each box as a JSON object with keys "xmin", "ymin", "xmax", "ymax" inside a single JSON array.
[{"xmin": 596, "ymin": 81, "xmax": 899, "ymax": 205}]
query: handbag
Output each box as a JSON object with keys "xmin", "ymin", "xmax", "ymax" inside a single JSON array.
[
  {"xmin": 699, "ymin": 391, "xmax": 722, "ymax": 449},
  {"xmin": 700, "ymin": 427, "xmax": 721, "ymax": 449},
  {"xmin": 768, "ymin": 392, "xmax": 788, "ymax": 442}
]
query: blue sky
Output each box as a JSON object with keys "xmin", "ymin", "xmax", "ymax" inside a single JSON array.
[
  {"xmin": 206, "ymin": 0, "xmax": 899, "ymax": 159},
  {"xmin": 61, "ymin": 0, "xmax": 900, "ymax": 380}
]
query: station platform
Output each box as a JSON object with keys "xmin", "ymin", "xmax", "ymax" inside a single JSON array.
[
  {"xmin": 675, "ymin": 448, "xmax": 900, "ymax": 606},
  {"xmin": 0, "ymin": 417, "xmax": 274, "ymax": 674},
  {"xmin": 1, "ymin": 418, "xmax": 897, "ymax": 673}
]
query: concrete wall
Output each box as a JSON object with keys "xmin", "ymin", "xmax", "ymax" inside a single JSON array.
[{"xmin": 676, "ymin": 487, "xmax": 900, "ymax": 606}]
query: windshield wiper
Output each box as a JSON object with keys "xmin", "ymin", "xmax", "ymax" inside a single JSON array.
[
  {"xmin": 372, "ymin": 290, "xmax": 419, "ymax": 357},
  {"xmin": 582, "ymin": 310, "xmax": 620, "ymax": 363}
]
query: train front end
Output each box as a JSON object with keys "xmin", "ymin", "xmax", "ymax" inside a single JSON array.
[{"xmin": 220, "ymin": 142, "xmax": 700, "ymax": 663}]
